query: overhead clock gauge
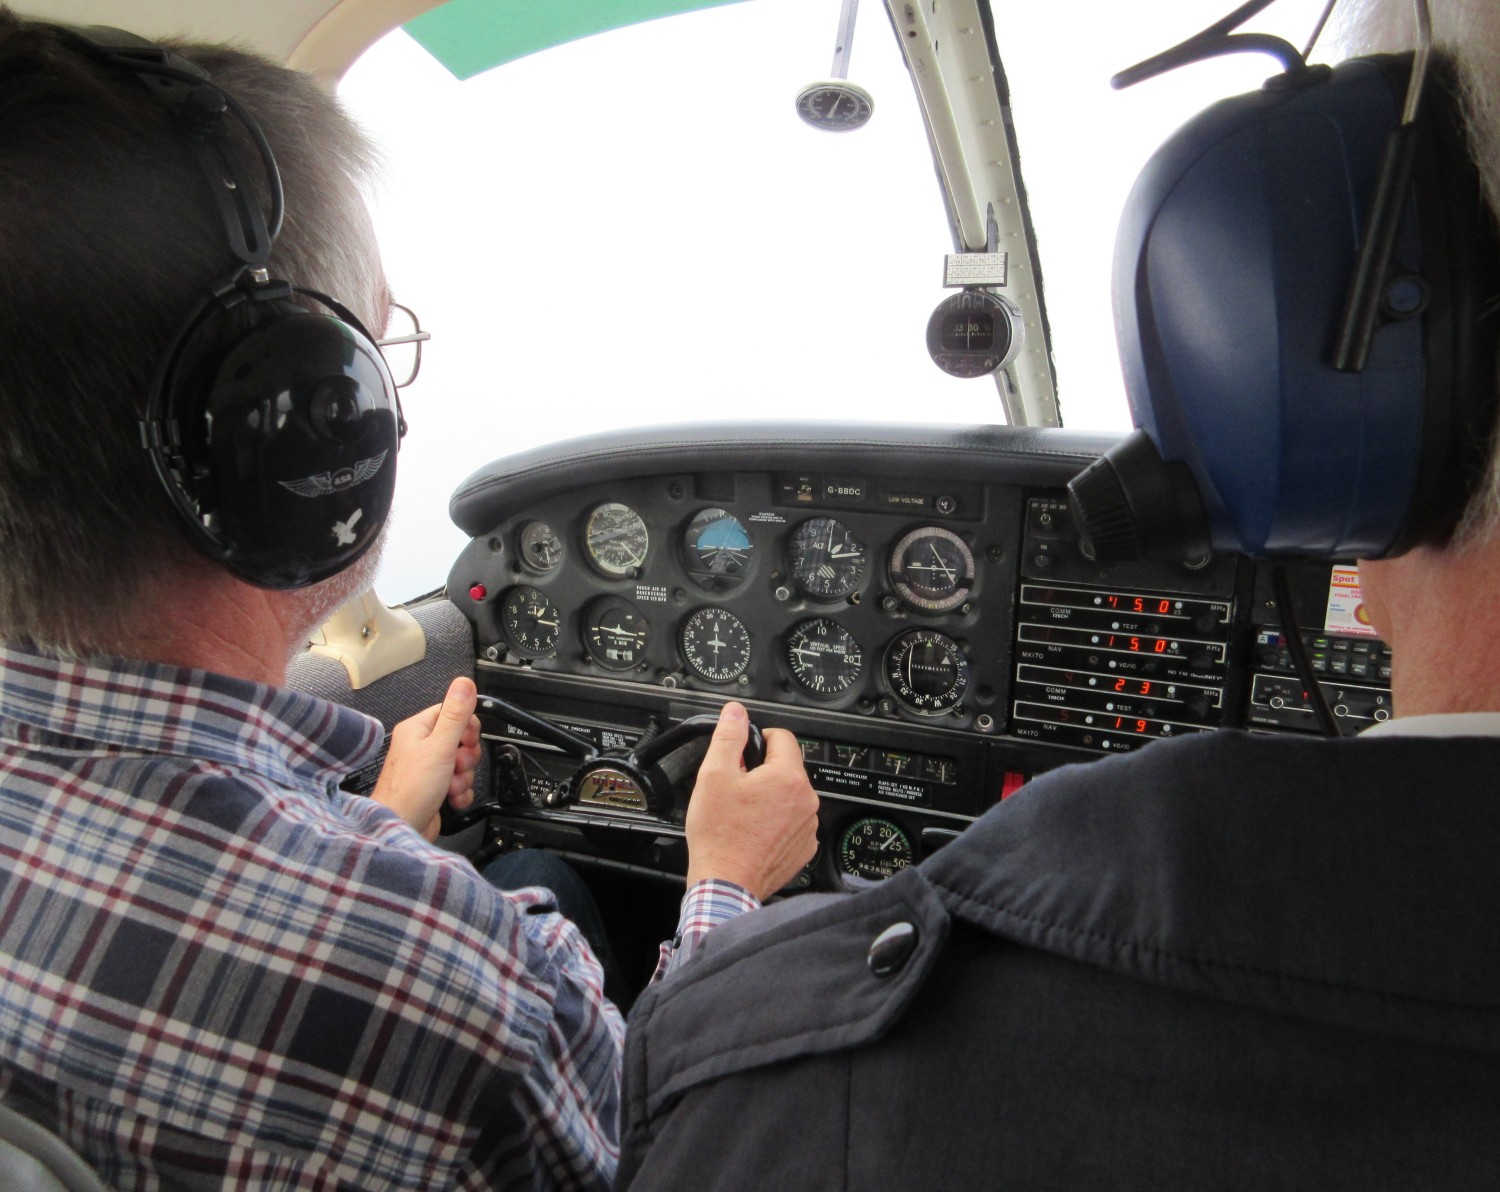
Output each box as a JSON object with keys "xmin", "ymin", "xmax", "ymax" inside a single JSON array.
[
  {"xmin": 797, "ymin": 0, "xmax": 873, "ymax": 132},
  {"xmin": 795, "ymin": 80, "xmax": 873, "ymax": 131},
  {"xmin": 584, "ymin": 502, "xmax": 649, "ymax": 578},
  {"xmin": 500, "ymin": 585, "xmax": 561, "ymax": 658}
]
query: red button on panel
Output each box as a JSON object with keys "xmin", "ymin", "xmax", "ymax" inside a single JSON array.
[{"xmin": 469, "ymin": 584, "xmax": 488, "ymax": 602}]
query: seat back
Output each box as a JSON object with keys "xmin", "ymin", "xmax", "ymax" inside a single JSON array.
[{"xmin": 0, "ymin": 1100, "xmax": 110, "ymax": 1192}]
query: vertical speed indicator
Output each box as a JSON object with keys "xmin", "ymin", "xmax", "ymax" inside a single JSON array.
[{"xmin": 785, "ymin": 617, "xmax": 862, "ymax": 697}]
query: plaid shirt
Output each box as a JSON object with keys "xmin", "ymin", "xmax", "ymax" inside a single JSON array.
[{"xmin": 0, "ymin": 643, "xmax": 754, "ymax": 1190}]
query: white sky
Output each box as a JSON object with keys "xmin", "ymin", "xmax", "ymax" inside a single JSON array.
[{"xmin": 338, "ymin": 0, "xmax": 1334, "ymax": 602}]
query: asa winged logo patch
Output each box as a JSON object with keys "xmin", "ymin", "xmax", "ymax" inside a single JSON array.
[{"xmin": 277, "ymin": 450, "xmax": 389, "ymax": 499}]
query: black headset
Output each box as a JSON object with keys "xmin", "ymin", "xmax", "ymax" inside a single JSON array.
[
  {"xmin": 54, "ymin": 24, "xmax": 403, "ymax": 590},
  {"xmin": 1067, "ymin": 5, "xmax": 1500, "ymax": 563}
]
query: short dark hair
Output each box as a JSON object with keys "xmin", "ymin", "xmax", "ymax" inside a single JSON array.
[{"xmin": 0, "ymin": 8, "xmax": 383, "ymax": 651}]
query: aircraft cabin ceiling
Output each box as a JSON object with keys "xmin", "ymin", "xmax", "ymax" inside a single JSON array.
[{"xmin": 10, "ymin": 0, "xmax": 756, "ymax": 83}]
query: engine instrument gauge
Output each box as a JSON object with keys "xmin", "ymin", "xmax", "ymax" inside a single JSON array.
[
  {"xmin": 888, "ymin": 526, "xmax": 975, "ymax": 613},
  {"xmin": 584, "ymin": 503, "xmax": 649, "ymax": 578},
  {"xmin": 683, "ymin": 508, "xmax": 752, "ymax": 590},
  {"xmin": 680, "ymin": 607, "xmax": 752, "ymax": 683},
  {"xmin": 583, "ymin": 597, "xmax": 649, "ymax": 671},
  {"xmin": 785, "ymin": 617, "xmax": 863, "ymax": 697},
  {"xmin": 788, "ymin": 516, "xmax": 867, "ymax": 600},
  {"xmin": 884, "ymin": 628, "xmax": 970, "ymax": 715},
  {"xmin": 837, "ymin": 817, "xmax": 914, "ymax": 881},
  {"xmin": 500, "ymin": 585, "xmax": 561, "ymax": 658},
  {"xmin": 518, "ymin": 521, "xmax": 563, "ymax": 573}
]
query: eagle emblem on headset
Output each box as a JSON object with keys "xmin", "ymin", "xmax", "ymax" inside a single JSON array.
[{"xmin": 277, "ymin": 450, "xmax": 389, "ymax": 499}]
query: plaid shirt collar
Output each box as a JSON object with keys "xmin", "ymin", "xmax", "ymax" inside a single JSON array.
[{"xmin": 0, "ymin": 640, "xmax": 383, "ymax": 796}]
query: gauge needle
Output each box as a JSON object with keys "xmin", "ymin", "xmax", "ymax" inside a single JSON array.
[
  {"xmin": 927, "ymin": 543, "xmax": 957, "ymax": 581},
  {"xmin": 877, "ymin": 833, "xmax": 901, "ymax": 850}
]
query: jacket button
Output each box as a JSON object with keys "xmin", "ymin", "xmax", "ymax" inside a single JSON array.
[{"xmin": 867, "ymin": 921, "xmax": 919, "ymax": 976}]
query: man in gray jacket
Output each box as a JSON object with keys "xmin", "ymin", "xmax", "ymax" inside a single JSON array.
[{"xmin": 618, "ymin": 1, "xmax": 1500, "ymax": 1187}]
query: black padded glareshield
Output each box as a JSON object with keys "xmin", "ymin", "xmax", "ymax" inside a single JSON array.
[
  {"xmin": 1070, "ymin": 50, "xmax": 1500, "ymax": 563},
  {"xmin": 57, "ymin": 23, "xmax": 401, "ymax": 590}
]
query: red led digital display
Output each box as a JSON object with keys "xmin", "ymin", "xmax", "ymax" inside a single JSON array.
[
  {"xmin": 1103, "ymin": 594, "xmax": 1175, "ymax": 615},
  {"xmin": 1102, "ymin": 633, "xmax": 1174, "ymax": 654}
]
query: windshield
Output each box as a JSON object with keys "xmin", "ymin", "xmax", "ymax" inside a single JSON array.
[{"xmin": 340, "ymin": 0, "xmax": 1335, "ymax": 601}]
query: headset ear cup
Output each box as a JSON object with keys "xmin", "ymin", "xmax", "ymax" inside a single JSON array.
[
  {"xmin": 1102, "ymin": 52, "xmax": 1500, "ymax": 560},
  {"xmin": 153, "ymin": 291, "xmax": 400, "ymax": 589}
]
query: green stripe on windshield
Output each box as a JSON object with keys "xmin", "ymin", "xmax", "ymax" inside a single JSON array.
[{"xmin": 404, "ymin": 0, "xmax": 750, "ymax": 80}]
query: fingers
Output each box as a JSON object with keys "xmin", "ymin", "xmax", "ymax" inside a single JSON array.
[
  {"xmin": 432, "ymin": 676, "xmax": 478, "ymax": 745},
  {"xmin": 701, "ymin": 701, "xmax": 750, "ymax": 774},
  {"xmin": 760, "ymin": 726, "xmax": 802, "ymax": 767}
]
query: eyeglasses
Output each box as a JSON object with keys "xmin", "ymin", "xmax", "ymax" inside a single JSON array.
[{"xmin": 375, "ymin": 302, "xmax": 430, "ymax": 389}]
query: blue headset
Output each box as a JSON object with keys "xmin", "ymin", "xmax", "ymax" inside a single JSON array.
[{"xmin": 1068, "ymin": 12, "xmax": 1500, "ymax": 562}]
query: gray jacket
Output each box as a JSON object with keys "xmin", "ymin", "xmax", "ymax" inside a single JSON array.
[{"xmin": 621, "ymin": 730, "xmax": 1500, "ymax": 1190}]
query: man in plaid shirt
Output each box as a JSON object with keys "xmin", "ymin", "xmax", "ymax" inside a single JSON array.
[{"xmin": 0, "ymin": 11, "xmax": 819, "ymax": 1190}]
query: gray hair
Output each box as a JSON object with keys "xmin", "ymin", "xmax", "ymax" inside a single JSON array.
[
  {"xmin": 1334, "ymin": 0, "xmax": 1500, "ymax": 543},
  {"xmin": 0, "ymin": 10, "xmax": 384, "ymax": 653}
]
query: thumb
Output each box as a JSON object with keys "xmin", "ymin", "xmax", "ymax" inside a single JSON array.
[
  {"xmin": 702, "ymin": 701, "xmax": 749, "ymax": 773},
  {"xmin": 429, "ymin": 676, "xmax": 478, "ymax": 749}
]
